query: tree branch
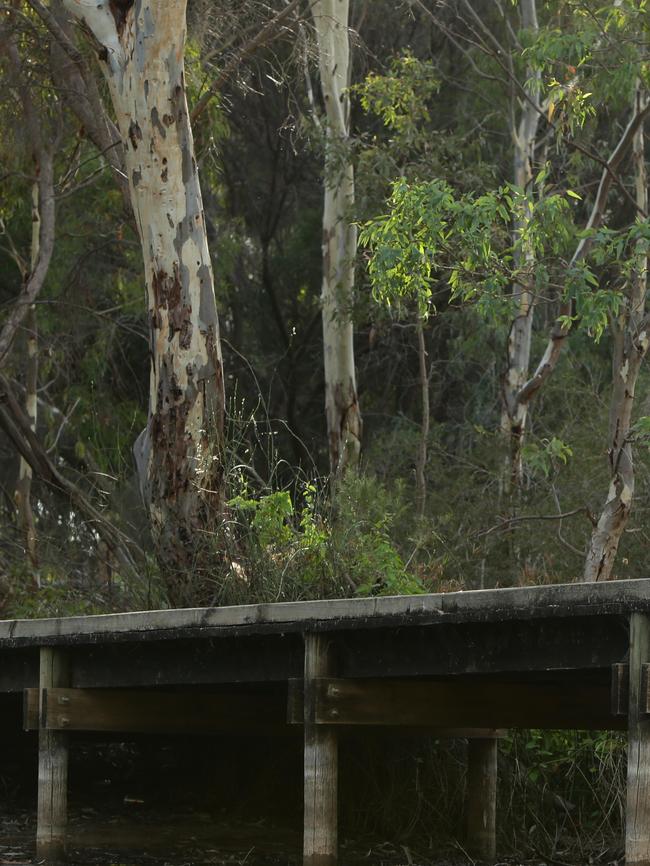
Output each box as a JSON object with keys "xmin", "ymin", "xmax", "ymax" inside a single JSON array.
[
  {"xmin": 191, "ymin": 0, "xmax": 304, "ymax": 123},
  {"xmin": 477, "ymin": 507, "xmax": 593, "ymax": 539},
  {"xmin": 0, "ymin": 374, "xmax": 142, "ymax": 573},
  {"xmin": 515, "ymin": 99, "xmax": 650, "ymax": 407}
]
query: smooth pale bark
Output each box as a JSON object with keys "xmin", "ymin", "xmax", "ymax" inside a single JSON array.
[
  {"xmin": 501, "ymin": 0, "xmax": 540, "ymax": 494},
  {"xmin": 312, "ymin": 0, "xmax": 362, "ymax": 477},
  {"xmin": 14, "ymin": 182, "xmax": 40, "ymax": 574},
  {"xmin": 61, "ymin": 0, "xmax": 225, "ymax": 591},
  {"xmin": 584, "ymin": 85, "xmax": 649, "ymax": 582},
  {"xmin": 45, "ymin": 1, "xmax": 129, "ymax": 206}
]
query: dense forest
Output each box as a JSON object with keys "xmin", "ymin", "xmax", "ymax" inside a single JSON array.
[{"xmin": 1, "ymin": 0, "xmax": 649, "ymax": 616}]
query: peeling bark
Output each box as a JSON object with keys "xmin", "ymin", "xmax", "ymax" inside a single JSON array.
[
  {"xmin": 501, "ymin": 0, "xmax": 540, "ymax": 495},
  {"xmin": 312, "ymin": 0, "xmax": 362, "ymax": 478},
  {"xmin": 584, "ymin": 84, "xmax": 649, "ymax": 582},
  {"xmin": 62, "ymin": 0, "xmax": 225, "ymax": 592}
]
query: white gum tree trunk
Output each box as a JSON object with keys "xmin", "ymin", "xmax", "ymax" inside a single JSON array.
[
  {"xmin": 312, "ymin": 0, "xmax": 362, "ymax": 477},
  {"xmin": 61, "ymin": 0, "xmax": 225, "ymax": 588},
  {"xmin": 501, "ymin": 0, "xmax": 540, "ymax": 494},
  {"xmin": 584, "ymin": 84, "xmax": 649, "ymax": 582}
]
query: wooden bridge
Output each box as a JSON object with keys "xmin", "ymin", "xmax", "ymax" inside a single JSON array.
[{"xmin": 1, "ymin": 578, "xmax": 650, "ymax": 864}]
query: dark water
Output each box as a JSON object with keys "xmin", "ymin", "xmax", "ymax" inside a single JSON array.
[
  {"xmin": 0, "ymin": 811, "xmax": 460, "ymax": 866},
  {"xmin": 0, "ymin": 811, "xmax": 300, "ymax": 865}
]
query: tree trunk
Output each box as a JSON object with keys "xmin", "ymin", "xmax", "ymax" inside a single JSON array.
[
  {"xmin": 584, "ymin": 84, "xmax": 649, "ymax": 582},
  {"xmin": 501, "ymin": 0, "xmax": 540, "ymax": 496},
  {"xmin": 415, "ymin": 319, "xmax": 429, "ymax": 520},
  {"xmin": 14, "ymin": 183, "xmax": 40, "ymax": 575},
  {"xmin": 62, "ymin": 0, "xmax": 225, "ymax": 594},
  {"xmin": 312, "ymin": 0, "xmax": 362, "ymax": 478}
]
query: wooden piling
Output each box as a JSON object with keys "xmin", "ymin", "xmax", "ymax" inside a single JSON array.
[
  {"xmin": 626, "ymin": 613, "xmax": 650, "ymax": 866},
  {"xmin": 303, "ymin": 633, "xmax": 338, "ymax": 866},
  {"xmin": 37, "ymin": 647, "xmax": 70, "ymax": 862},
  {"xmin": 465, "ymin": 736, "xmax": 497, "ymax": 860}
]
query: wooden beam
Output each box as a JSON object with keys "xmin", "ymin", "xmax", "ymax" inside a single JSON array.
[
  {"xmin": 23, "ymin": 688, "xmax": 289, "ymax": 734},
  {"xmin": 303, "ymin": 677, "xmax": 623, "ymax": 731},
  {"xmin": 303, "ymin": 634, "xmax": 338, "ymax": 866},
  {"xmin": 611, "ymin": 664, "xmax": 650, "ymax": 718},
  {"xmin": 288, "ymin": 678, "xmax": 505, "ymax": 737},
  {"xmin": 626, "ymin": 613, "xmax": 650, "ymax": 866},
  {"xmin": 37, "ymin": 647, "xmax": 69, "ymax": 862},
  {"xmin": 70, "ymin": 635, "xmax": 303, "ymax": 689},
  {"xmin": 341, "ymin": 616, "xmax": 628, "ymax": 680},
  {"xmin": 465, "ymin": 738, "xmax": 497, "ymax": 859},
  {"xmin": 23, "ymin": 686, "xmax": 39, "ymax": 731}
]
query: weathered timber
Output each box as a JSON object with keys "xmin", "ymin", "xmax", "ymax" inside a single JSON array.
[
  {"xmin": 37, "ymin": 647, "xmax": 69, "ymax": 862},
  {"xmin": 23, "ymin": 688, "xmax": 290, "ymax": 734},
  {"xmin": 612, "ymin": 663, "xmax": 629, "ymax": 716},
  {"xmin": 0, "ymin": 616, "xmax": 627, "ymax": 694},
  {"xmin": 465, "ymin": 738, "xmax": 497, "ymax": 859},
  {"xmin": 68, "ymin": 636, "xmax": 302, "ymax": 690},
  {"xmin": 306, "ymin": 677, "xmax": 623, "ymax": 730},
  {"xmin": 340, "ymin": 616, "xmax": 628, "ymax": 678},
  {"xmin": 0, "ymin": 579, "xmax": 648, "ymax": 648},
  {"xmin": 0, "ymin": 648, "xmax": 38, "ymax": 692},
  {"xmin": 288, "ymin": 680, "xmax": 505, "ymax": 736},
  {"xmin": 304, "ymin": 634, "xmax": 338, "ymax": 866},
  {"xmin": 24, "ymin": 687, "xmax": 38, "ymax": 731},
  {"xmin": 609, "ymin": 660, "xmax": 650, "ymax": 720},
  {"xmin": 626, "ymin": 613, "xmax": 650, "ymax": 866}
]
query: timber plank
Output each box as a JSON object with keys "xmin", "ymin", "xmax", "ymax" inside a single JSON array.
[
  {"xmin": 0, "ymin": 579, "xmax": 649, "ymax": 647},
  {"xmin": 309, "ymin": 677, "xmax": 623, "ymax": 730},
  {"xmin": 23, "ymin": 687, "xmax": 38, "ymax": 731},
  {"xmin": 69, "ymin": 636, "xmax": 302, "ymax": 689},
  {"xmin": 287, "ymin": 678, "xmax": 505, "ymax": 737},
  {"xmin": 24, "ymin": 687, "xmax": 289, "ymax": 734},
  {"xmin": 341, "ymin": 616, "xmax": 628, "ymax": 678}
]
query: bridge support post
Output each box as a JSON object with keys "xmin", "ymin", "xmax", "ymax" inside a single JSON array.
[
  {"xmin": 465, "ymin": 736, "xmax": 497, "ymax": 859},
  {"xmin": 627, "ymin": 613, "xmax": 650, "ymax": 866},
  {"xmin": 303, "ymin": 633, "xmax": 338, "ymax": 866},
  {"xmin": 37, "ymin": 647, "xmax": 70, "ymax": 863}
]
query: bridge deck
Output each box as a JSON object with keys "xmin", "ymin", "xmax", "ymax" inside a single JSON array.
[
  {"xmin": 0, "ymin": 577, "xmax": 648, "ymax": 646},
  {"xmin": 1, "ymin": 579, "xmax": 649, "ymax": 864}
]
